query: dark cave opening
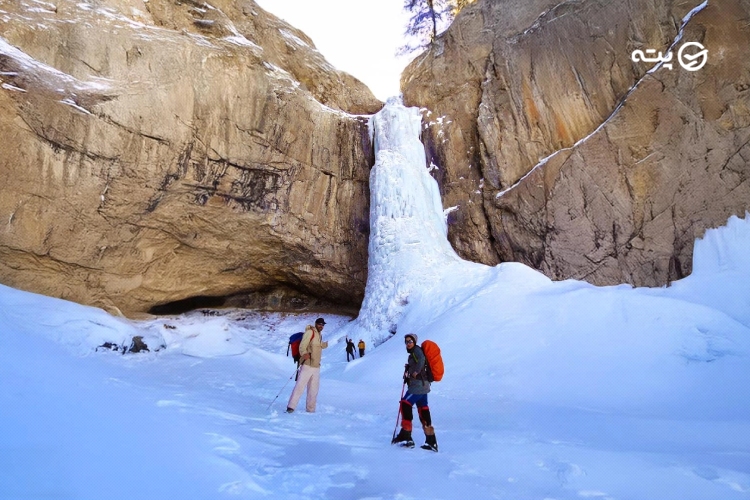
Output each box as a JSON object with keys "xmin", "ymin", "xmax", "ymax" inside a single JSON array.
[
  {"xmin": 148, "ymin": 295, "xmax": 227, "ymax": 315},
  {"xmin": 146, "ymin": 287, "xmax": 361, "ymax": 317}
]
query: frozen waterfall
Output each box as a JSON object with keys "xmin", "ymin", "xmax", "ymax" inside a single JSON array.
[{"xmin": 342, "ymin": 97, "xmax": 465, "ymax": 343}]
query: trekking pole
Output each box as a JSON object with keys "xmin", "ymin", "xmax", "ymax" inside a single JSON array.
[
  {"xmin": 267, "ymin": 365, "xmax": 299, "ymax": 411},
  {"xmin": 391, "ymin": 380, "xmax": 407, "ymax": 443}
]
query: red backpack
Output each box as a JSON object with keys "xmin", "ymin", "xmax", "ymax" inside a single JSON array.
[
  {"xmin": 421, "ymin": 340, "xmax": 444, "ymax": 382},
  {"xmin": 287, "ymin": 331, "xmax": 313, "ymax": 363}
]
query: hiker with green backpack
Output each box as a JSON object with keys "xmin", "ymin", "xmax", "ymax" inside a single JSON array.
[
  {"xmin": 286, "ymin": 318, "xmax": 329, "ymax": 413},
  {"xmin": 391, "ymin": 333, "xmax": 440, "ymax": 452}
]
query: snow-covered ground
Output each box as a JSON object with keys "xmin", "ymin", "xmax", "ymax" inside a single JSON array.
[{"xmin": 2, "ymin": 100, "xmax": 750, "ymax": 500}]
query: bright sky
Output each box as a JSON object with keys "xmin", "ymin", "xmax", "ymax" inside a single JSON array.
[{"xmin": 254, "ymin": 0, "xmax": 413, "ymax": 101}]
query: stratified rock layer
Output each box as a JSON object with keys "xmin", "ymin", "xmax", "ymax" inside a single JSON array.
[
  {"xmin": 402, "ymin": 0, "xmax": 750, "ymax": 286},
  {"xmin": 0, "ymin": 0, "xmax": 381, "ymax": 315}
]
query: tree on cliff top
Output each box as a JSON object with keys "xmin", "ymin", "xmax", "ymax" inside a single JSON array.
[
  {"xmin": 449, "ymin": 0, "xmax": 476, "ymax": 14},
  {"xmin": 398, "ymin": 0, "xmax": 476, "ymax": 55}
]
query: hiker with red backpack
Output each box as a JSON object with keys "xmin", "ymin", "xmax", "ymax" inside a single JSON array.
[
  {"xmin": 286, "ymin": 318, "xmax": 329, "ymax": 413},
  {"xmin": 391, "ymin": 333, "xmax": 439, "ymax": 452}
]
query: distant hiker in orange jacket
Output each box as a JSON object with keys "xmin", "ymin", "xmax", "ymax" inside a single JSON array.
[{"xmin": 358, "ymin": 339, "xmax": 365, "ymax": 357}]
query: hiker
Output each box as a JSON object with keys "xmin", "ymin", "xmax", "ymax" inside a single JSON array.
[
  {"xmin": 286, "ymin": 318, "xmax": 329, "ymax": 413},
  {"xmin": 391, "ymin": 333, "xmax": 438, "ymax": 451},
  {"xmin": 358, "ymin": 338, "xmax": 366, "ymax": 357},
  {"xmin": 345, "ymin": 338, "xmax": 356, "ymax": 362}
]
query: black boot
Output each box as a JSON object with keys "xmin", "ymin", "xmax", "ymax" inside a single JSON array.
[
  {"xmin": 421, "ymin": 432, "xmax": 438, "ymax": 452},
  {"xmin": 391, "ymin": 428, "xmax": 414, "ymax": 447}
]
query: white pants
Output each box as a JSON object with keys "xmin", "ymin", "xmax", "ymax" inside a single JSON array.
[{"xmin": 287, "ymin": 364, "xmax": 320, "ymax": 412}]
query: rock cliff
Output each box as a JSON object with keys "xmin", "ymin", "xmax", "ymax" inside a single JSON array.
[
  {"xmin": 0, "ymin": 0, "xmax": 381, "ymax": 315},
  {"xmin": 402, "ymin": 0, "xmax": 750, "ymax": 286}
]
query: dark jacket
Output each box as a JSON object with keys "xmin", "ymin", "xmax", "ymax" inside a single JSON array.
[{"xmin": 405, "ymin": 345, "xmax": 430, "ymax": 395}]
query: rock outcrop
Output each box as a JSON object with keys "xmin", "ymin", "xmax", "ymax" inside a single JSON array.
[
  {"xmin": 402, "ymin": 0, "xmax": 750, "ymax": 286},
  {"xmin": 0, "ymin": 0, "xmax": 381, "ymax": 315}
]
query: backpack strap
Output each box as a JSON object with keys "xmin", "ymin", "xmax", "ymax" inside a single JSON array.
[
  {"xmin": 301, "ymin": 329, "xmax": 315, "ymax": 364},
  {"xmin": 410, "ymin": 346, "xmax": 430, "ymax": 381}
]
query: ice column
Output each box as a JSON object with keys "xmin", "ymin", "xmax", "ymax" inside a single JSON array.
[{"xmin": 352, "ymin": 97, "xmax": 461, "ymax": 342}]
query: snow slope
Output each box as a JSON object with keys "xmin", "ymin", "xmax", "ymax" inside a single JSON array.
[{"xmin": 1, "ymin": 99, "xmax": 750, "ymax": 500}]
